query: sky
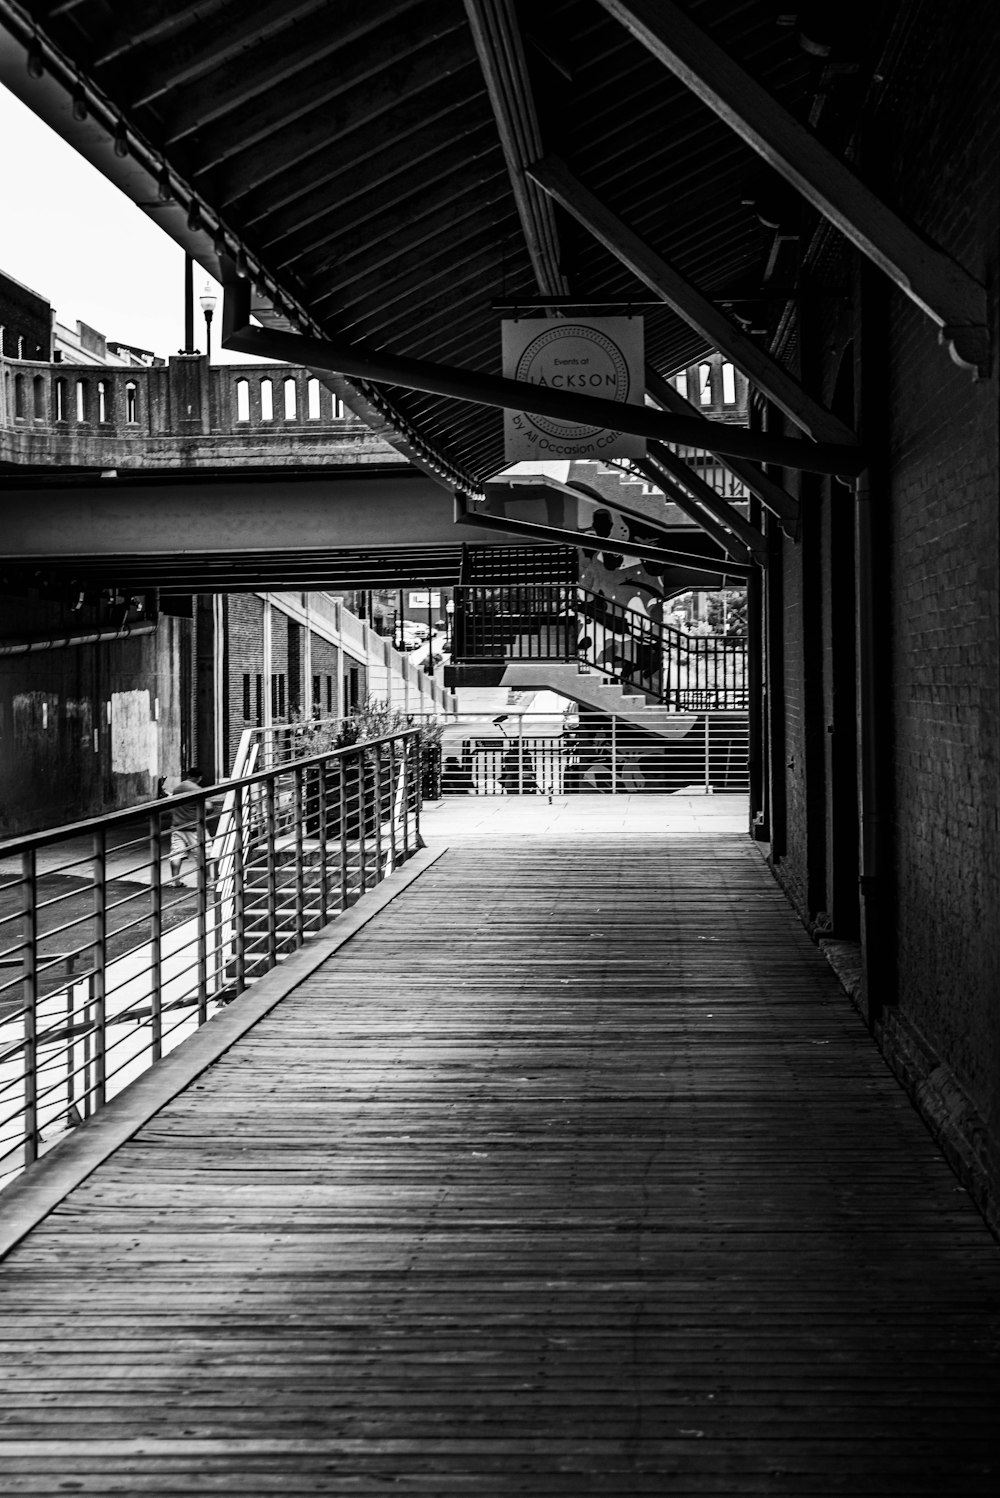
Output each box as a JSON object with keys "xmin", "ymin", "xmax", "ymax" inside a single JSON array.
[{"xmin": 0, "ymin": 84, "xmax": 254, "ymax": 363}]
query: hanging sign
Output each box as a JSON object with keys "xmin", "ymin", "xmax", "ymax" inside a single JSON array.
[{"xmin": 501, "ymin": 317, "xmax": 645, "ymax": 462}]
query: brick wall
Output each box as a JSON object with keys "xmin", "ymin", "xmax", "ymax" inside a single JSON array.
[
  {"xmin": 870, "ymin": 1, "xmax": 1000, "ymax": 1130},
  {"xmin": 310, "ymin": 636, "xmax": 340, "ymax": 718},
  {"xmin": 224, "ymin": 594, "xmax": 265, "ymax": 769},
  {"xmin": 767, "ymin": 0, "xmax": 1000, "ymax": 1206}
]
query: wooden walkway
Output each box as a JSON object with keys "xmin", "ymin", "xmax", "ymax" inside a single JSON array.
[{"xmin": 1, "ymin": 835, "xmax": 999, "ymax": 1494}]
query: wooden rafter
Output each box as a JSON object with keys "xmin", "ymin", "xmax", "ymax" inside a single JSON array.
[
  {"xmin": 645, "ymin": 368, "xmax": 800, "ymax": 538},
  {"xmin": 527, "ymin": 154, "xmax": 861, "ymax": 450},
  {"xmin": 626, "ymin": 462, "xmax": 755, "ymax": 567},
  {"xmin": 597, "ymin": 0, "xmax": 991, "ymax": 376},
  {"xmin": 647, "ymin": 443, "xmax": 767, "ymax": 565},
  {"xmin": 462, "ymin": 0, "xmax": 568, "ymax": 296},
  {"xmin": 221, "ymin": 279, "xmax": 867, "ymax": 476},
  {"xmin": 458, "ymin": 496, "xmax": 751, "ymax": 578}
]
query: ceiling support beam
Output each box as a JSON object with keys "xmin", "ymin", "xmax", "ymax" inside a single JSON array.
[
  {"xmin": 485, "ymin": 476, "xmax": 752, "ymax": 566},
  {"xmin": 221, "ymin": 278, "xmax": 867, "ymax": 476},
  {"xmin": 645, "ymin": 367, "xmax": 800, "ymax": 538},
  {"xmin": 455, "ymin": 496, "xmax": 752, "ymax": 579},
  {"xmin": 463, "ymin": 0, "xmax": 568, "ymax": 296},
  {"xmin": 646, "ymin": 443, "xmax": 767, "ymax": 565},
  {"xmin": 596, "ymin": 0, "xmax": 991, "ymax": 376},
  {"xmin": 526, "ymin": 154, "xmax": 861, "ymax": 448},
  {"xmin": 629, "ymin": 461, "xmax": 755, "ymax": 567}
]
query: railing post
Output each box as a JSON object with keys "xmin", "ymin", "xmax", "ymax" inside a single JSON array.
[
  {"xmin": 517, "ymin": 717, "xmax": 524, "ymax": 795},
  {"xmin": 338, "ymin": 758, "xmax": 350, "ymax": 909},
  {"xmin": 611, "ymin": 714, "xmax": 618, "ymax": 792},
  {"xmin": 400, "ymin": 738, "xmax": 411, "ymax": 859},
  {"xmin": 387, "ymin": 738, "xmax": 398, "ymax": 871},
  {"xmin": 91, "ymin": 828, "xmax": 107, "ymax": 1111},
  {"xmin": 373, "ymin": 742, "xmax": 384, "ymax": 880},
  {"xmin": 704, "ymin": 713, "xmax": 712, "ymax": 793},
  {"xmin": 20, "ymin": 849, "xmax": 38, "ymax": 1167},
  {"xmin": 195, "ymin": 799, "xmax": 209, "ymax": 1025},
  {"xmin": 264, "ymin": 776, "xmax": 279, "ymax": 965},
  {"xmin": 293, "ymin": 764, "xmax": 306, "ymax": 946},
  {"xmin": 148, "ymin": 811, "xmax": 163, "ymax": 1062},
  {"xmin": 356, "ymin": 749, "xmax": 368, "ymax": 892},
  {"xmin": 233, "ymin": 783, "xmax": 247, "ymax": 995},
  {"xmin": 317, "ymin": 757, "xmax": 330, "ymax": 925},
  {"xmin": 411, "ymin": 732, "xmax": 422, "ymax": 849}
]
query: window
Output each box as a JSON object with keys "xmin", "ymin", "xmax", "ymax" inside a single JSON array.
[
  {"xmin": 13, "ymin": 373, "xmax": 26, "ymax": 420},
  {"xmin": 283, "ymin": 377, "xmax": 297, "ymax": 419},
  {"xmin": 271, "ymin": 673, "xmax": 286, "ymax": 718},
  {"xmin": 721, "ymin": 362, "xmax": 736, "ymax": 405},
  {"xmin": 698, "ymin": 363, "xmax": 713, "ymax": 406},
  {"xmin": 75, "ymin": 380, "xmax": 87, "ymax": 422},
  {"xmin": 125, "ymin": 381, "xmax": 137, "ymax": 423},
  {"xmin": 97, "ymin": 380, "xmax": 108, "ymax": 423},
  {"xmin": 312, "ymin": 675, "xmax": 321, "ymax": 714},
  {"xmin": 307, "ymin": 378, "xmax": 321, "ymax": 419},
  {"xmin": 673, "ymin": 372, "xmax": 688, "ymax": 401},
  {"xmin": 33, "ymin": 375, "xmax": 45, "ymax": 420},
  {"xmin": 54, "ymin": 377, "xmax": 66, "ymax": 422},
  {"xmin": 326, "ymin": 675, "xmax": 333, "ymax": 714},
  {"xmin": 255, "ymin": 674, "xmax": 263, "ymax": 725},
  {"xmin": 235, "ymin": 378, "xmax": 250, "ymax": 422},
  {"xmin": 260, "ymin": 378, "xmax": 273, "ymax": 421},
  {"xmin": 242, "ymin": 674, "xmax": 252, "ymax": 721},
  {"xmin": 333, "ymin": 394, "xmax": 346, "ymax": 419}
]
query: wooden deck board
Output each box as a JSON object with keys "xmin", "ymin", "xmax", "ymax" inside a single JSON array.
[{"xmin": 1, "ymin": 835, "xmax": 998, "ymax": 1494}]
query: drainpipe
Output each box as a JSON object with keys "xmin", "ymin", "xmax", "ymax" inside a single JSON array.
[
  {"xmin": 0, "ymin": 623, "xmax": 157, "ymax": 655},
  {"xmin": 854, "ymin": 261, "xmax": 891, "ymax": 1022}
]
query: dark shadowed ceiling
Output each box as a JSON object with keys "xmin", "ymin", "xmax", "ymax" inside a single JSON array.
[{"xmin": 0, "ymin": 0, "xmax": 892, "ymax": 498}]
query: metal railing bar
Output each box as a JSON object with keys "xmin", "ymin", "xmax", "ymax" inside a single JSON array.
[{"xmin": 2, "ymin": 730, "xmax": 423, "ymax": 1189}]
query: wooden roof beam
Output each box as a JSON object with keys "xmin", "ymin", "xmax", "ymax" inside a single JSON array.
[
  {"xmin": 221, "ymin": 274, "xmax": 866, "ymax": 476},
  {"xmin": 628, "ymin": 460, "xmax": 755, "ymax": 567},
  {"xmin": 645, "ymin": 367, "xmax": 800, "ymax": 538},
  {"xmin": 462, "ymin": 0, "xmax": 568, "ymax": 296},
  {"xmin": 488, "ymin": 472, "xmax": 752, "ymax": 566},
  {"xmin": 456, "ymin": 495, "xmax": 751, "ymax": 578},
  {"xmin": 646, "ymin": 443, "xmax": 767, "ymax": 565},
  {"xmin": 526, "ymin": 154, "xmax": 861, "ymax": 450},
  {"xmin": 597, "ymin": 0, "xmax": 991, "ymax": 377}
]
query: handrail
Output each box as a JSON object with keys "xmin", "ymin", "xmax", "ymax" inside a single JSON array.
[
  {"xmin": 451, "ymin": 583, "xmax": 747, "ymax": 709},
  {"xmin": 0, "ymin": 729, "xmax": 423, "ymax": 1188}
]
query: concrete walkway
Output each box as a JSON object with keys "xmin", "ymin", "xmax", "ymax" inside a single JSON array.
[{"xmin": 421, "ymin": 791, "xmax": 748, "ymax": 839}]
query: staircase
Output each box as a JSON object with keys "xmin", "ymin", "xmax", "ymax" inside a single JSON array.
[
  {"xmin": 447, "ymin": 577, "xmax": 747, "ymax": 738},
  {"xmin": 498, "ymin": 661, "xmax": 699, "ymax": 741}
]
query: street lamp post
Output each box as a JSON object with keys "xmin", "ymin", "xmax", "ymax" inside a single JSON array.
[{"xmin": 199, "ymin": 283, "xmax": 218, "ymax": 362}]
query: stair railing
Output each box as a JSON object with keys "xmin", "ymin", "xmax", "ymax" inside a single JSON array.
[{"xmin": 451, "ymin": 585, "xmax": 747, "ymax": 709}]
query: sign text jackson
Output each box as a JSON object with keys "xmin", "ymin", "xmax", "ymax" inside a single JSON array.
[{"xmin": 501, "ymin": 317, "xmax": 645, "ymax": 462}]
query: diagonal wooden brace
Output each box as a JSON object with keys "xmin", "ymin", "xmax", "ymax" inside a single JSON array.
[{"xmin": 597, "ymin": 0, "xmax": 991, "ymax": 377}]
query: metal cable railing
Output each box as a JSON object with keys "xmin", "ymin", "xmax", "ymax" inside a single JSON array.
[
  {"xmin": 435, "ymin": 712, "xmax": 749, "ymax": 797},
  {"xmin": 0, "ymin": 730, "xmax": 422, "ymax": 1189},
  {"xmin": 451, "ymin": 584, "xmax": 747, "ymax": 709}
]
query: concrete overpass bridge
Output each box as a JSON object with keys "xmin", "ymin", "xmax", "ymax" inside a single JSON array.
[{"xmin": 1, "ymin": 347, "xmax": 745, "ymax": 594}]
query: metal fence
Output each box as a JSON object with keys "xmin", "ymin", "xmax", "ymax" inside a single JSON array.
[
  {"xmin": 439, "ymin": 712, "xmax": 749, "ymax": 797},
  {"xmin": 0, "ymin": 730, "xmax": 422, "ymax": 1188}
]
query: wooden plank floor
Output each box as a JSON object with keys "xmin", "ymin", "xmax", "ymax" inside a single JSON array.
[{"xmin": 1, "ymin": 836, "xmax": 998, "ymax": 1494}]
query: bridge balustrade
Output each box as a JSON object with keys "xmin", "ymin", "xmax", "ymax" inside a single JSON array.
[
  {"xmin": 0, "ymin": 354, "xmax": 376, "ymax": 459},
  {"xmin": 0, "ymin": 729, "xmax": 422, "ymax": 1189}
]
